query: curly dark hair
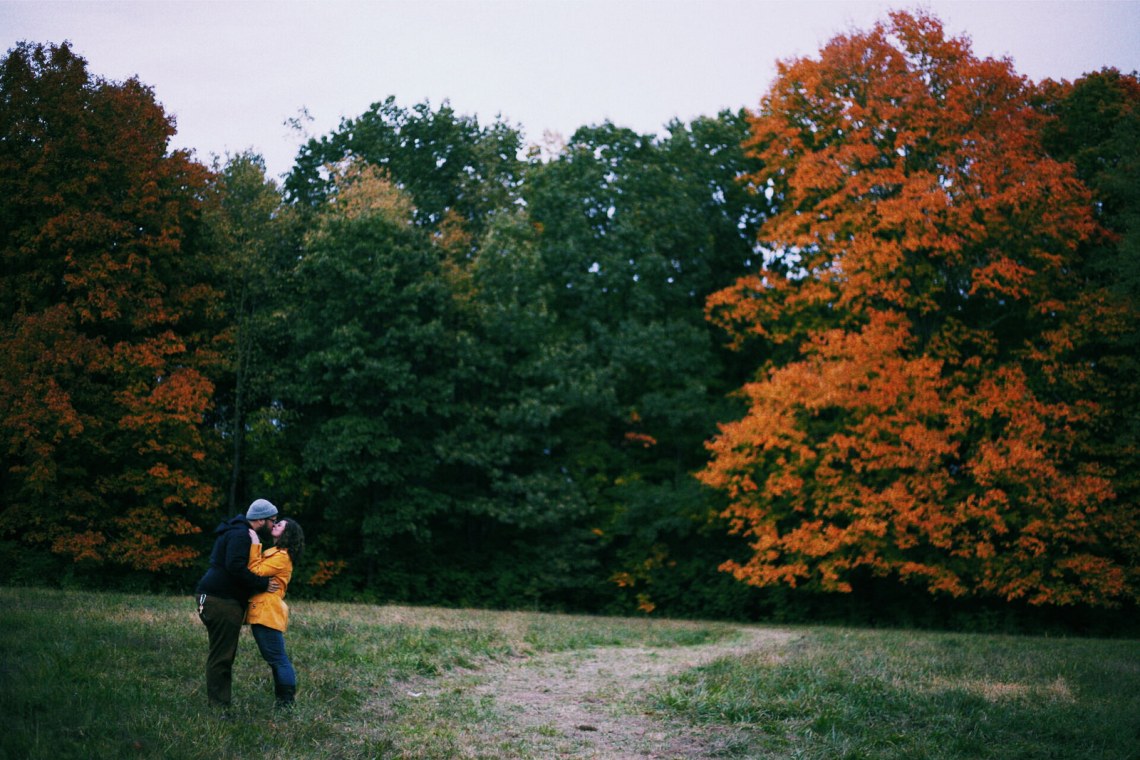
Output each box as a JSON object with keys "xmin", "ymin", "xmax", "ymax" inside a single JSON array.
[{"xmin": 274, "ymin": 517, "xmax": 305, "ymax": 565}]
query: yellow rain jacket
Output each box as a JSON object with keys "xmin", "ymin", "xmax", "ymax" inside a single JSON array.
[{"xmin": 246, "ymin": 544, "xmax": 293, "ymax": 632}]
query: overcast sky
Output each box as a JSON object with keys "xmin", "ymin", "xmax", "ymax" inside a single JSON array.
[{"xmin": 4, "ymin": 1, "xmax": 1139, "ymax": 180}]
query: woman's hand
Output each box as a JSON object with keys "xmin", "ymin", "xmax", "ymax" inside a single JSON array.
[{"xmin": 249, "ymin": 528, "xmax": 260, "ymax": 544}]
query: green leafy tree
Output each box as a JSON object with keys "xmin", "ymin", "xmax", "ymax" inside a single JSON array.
[
  {"xmin": 283, "ymin": 162, "xmax": 459, "ymax": 586},
  {"xmin": 412, "ymin": 209, "xmax": 604, "ymax": 607},
  {"xmin": 285, "ymin": 97, "xmax": 523, "ymax": 241},
  {"xmin": 200, "ymin": 152, "xmax": 297, "ymax": 513},
  {"xmin": 521, "ymin": 115, "xmax": 769, "ymax": 615},
  {"xmin": 275, "ymin": 108, "xmax": 769, "ymax": 612},
  {"xmin": 1039, "ymin": 69, "xmax": 1140, "ymax": 520}
]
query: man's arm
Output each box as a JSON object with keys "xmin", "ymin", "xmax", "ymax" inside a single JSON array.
[{"xmin": 222, "ymin": 531, "xmax": 272, "ymax": 592}]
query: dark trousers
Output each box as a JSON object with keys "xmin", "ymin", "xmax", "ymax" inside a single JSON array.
[{"xmin": 198, "ymin": 594, "xmax": 245, "ymax": 706}]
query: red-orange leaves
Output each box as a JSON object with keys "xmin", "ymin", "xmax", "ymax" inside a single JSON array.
[
  {"xmin": 0, "ymin": 43, "xmax": 219, "ymax": 573},
  {"xmin": 701, "ymin": 12, "xmax": 1137, "ymax": 608}
]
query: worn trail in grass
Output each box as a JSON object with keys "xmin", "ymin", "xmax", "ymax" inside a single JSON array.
[
  {"xmin": 5, "ymin": 589, "xmax": 1135, "ymax": 759},
  {"xmin": 404, "ymin": 626, "xmax": 797, "ymax": 759}
]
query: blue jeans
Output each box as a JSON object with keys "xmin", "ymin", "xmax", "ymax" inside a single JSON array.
[{"xmin": 250, "ymin": 624, "xmax": 296, "ymax": 690}]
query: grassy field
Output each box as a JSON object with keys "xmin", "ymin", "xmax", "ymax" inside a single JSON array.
[{"xmin": 1, "ymin": 586, "xmax": 1136, "ymax": 759}]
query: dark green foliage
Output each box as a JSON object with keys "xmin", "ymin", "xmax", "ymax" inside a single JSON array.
[
  {"xmin": 198, "ymin": 152, "xmax": 299, "ymax": 514},
  {"xmin": 519, "ymin": 115, "xmax": 768, "ymax": 617},
  {"xmin": 285, "ymin": 184, "xmax": 458, "ymax": 565},
  {"xmin": 285, "ymin": 96, "xmax": 523, "ymax": 239},
  {"xmin": 1040, "ymin": 69, "xmax": 1140, "ymax": 518},
  {"xmin": 257, "ymin": 102, "xmax": 774, "ymax": 618}
]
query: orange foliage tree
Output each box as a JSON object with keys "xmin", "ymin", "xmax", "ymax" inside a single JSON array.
[
  {"xmin": 0, "ymin": 42, "xmax": 221, "ymax": 574},
  {"xmin": 699, "ymin": 12, "xmax": 1139, "ymax": 608}
]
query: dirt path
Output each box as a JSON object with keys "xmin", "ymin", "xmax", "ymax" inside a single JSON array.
[{"xmin": 444, "ymin": 627, "xmax": 796, "ymax": 759}]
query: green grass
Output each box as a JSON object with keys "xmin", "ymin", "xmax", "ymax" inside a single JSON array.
[
  {"xmin": 1, "ymin": 587, "xmax": 1136, "ymax": 759},
  {"xmin": 521, "ymin": 613, "xmax": 728, "ymax": 651},
  {"xmin": 0, "ymin": 587, "xmax": 733, "ymax": 759},
  {"xmin": 652, "ymin": 627, "xmax": 1140, "ymax": 759}
]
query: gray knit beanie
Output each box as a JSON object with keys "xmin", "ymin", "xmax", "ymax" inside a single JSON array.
[{"xmin": 246, "ymin": 498, "xmax": 279, "ymax": 520}]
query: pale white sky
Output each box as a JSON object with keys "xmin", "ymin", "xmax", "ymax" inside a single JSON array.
[{"xmin": 4, "ymin": 1, "xmax": 1138, "ymax": 179}]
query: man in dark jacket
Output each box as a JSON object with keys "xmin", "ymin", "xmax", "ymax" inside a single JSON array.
[{"xmin": 196, "ymin": 498, "xmax": 281, "ymax": 710}]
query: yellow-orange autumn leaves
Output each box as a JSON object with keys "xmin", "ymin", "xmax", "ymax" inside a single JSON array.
[{"xmin": 700, "ymin": 12, "xmax": 1138, "ymax": 607}]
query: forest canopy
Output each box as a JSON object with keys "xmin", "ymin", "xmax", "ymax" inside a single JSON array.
[{"xmin": 1, "ymin": 12, "xmax": 1137, "ymax": 630}]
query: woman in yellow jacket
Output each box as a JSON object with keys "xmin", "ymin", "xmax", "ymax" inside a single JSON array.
[{"xmin": 247, "ymin": 517, "xmax": 304, "ymax": 708}]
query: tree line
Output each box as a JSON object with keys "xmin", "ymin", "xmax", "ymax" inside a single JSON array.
[{"xmin": 2, "ymin": 11, "xmax": 1137, "ymax": 630}]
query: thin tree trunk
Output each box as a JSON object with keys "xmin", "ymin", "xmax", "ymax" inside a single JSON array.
[{"xmin": 228, "ymin": 282, "xmax": 250, "ymax": 513}]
